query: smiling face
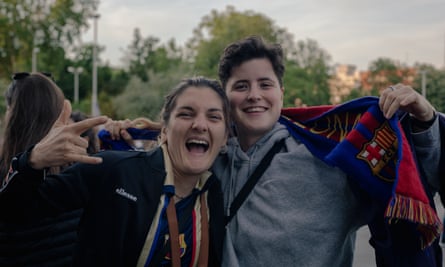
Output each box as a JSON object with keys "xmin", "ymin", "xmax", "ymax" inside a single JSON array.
[
  {"xmin": 162, "ymin": 86, "xmax": 228, "ymax": 177},
  {"xmin": 225, "ymin": 58, "xmax": 284, "ymax": 150}
]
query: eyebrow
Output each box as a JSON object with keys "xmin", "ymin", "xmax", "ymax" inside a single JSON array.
[
  {"xmin": 233, "ymin": 77, "xmax": 275, "ymax": 84},
  {"xmin": 257, "ymin": 77, "xmax": 275, "ymax": 83},
  {"xmin": 177, "ymin": 106, "xmax": 223, "ymax": 113},
  {"xmin": 207, "ymin": 108, "xmax": 224, "ymax": 113}
]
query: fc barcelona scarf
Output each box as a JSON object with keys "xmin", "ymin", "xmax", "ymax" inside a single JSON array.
[
  {"xmin": 98, "ymin": 128, "xmax": 159, "ymax": 151},
  {"xmin": 279, "ymin": 96, "xmax": 442, "ymax": 249}
]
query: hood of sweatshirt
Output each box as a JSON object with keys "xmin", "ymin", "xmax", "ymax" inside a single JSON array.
[{"xmin": 212, "ymin": 122, "xmax": 291, "ymax": 213}]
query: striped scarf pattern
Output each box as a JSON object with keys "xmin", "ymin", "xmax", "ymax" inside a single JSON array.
[{"xmin": 279, "ymin": 96, "xmax": 442, "ymax": 249}]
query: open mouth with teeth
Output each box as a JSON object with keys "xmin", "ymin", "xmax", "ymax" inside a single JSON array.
[
  {"xmin": 244, "ymin": 106, "xmax": 267, "ymax": 113},
  {"xmin": 186, "ymin": 139, "xmax": 209, "ymax": 153}
]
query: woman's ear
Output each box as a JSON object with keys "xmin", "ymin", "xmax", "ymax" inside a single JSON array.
[{"xmin": 159, "ymin": 127, "xmax": 167, "ymax": 144}]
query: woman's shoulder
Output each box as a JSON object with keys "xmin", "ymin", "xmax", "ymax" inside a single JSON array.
[{"xmin": 90, "ymin": 147, "xmax": 164, "ymax": 170}]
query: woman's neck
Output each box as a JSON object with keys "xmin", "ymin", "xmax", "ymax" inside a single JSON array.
[
  {"xmin": 173, "ymin": 171, "xmax": 200, "ymax": 199},
  {"xmin": 236, "ymin": 125, "xmax": 275, "ymax": 152},
  {"xmin": 237, "ymin": 132, "xmax": 264, "ymax": 152}
]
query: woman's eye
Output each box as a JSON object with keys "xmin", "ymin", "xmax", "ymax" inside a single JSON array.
[
  {"xmin": 209, "ymin": 114, "xmax": 222, "ymax": 121},
  {"xmin": 260, "ymin": 82, "xmax": 273, "ymax": 88},
  {"xmin": 234, "ymin": 84, "xmax": 248, "ymax": 90},
  {"xmin": 178, "ymin": 113, "xmax": 191, "ymax": 118}
]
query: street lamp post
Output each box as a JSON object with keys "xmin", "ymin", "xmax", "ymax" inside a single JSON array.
[
  {"xmin": 67, "ymin": 66, "xmax": 84, "ymax": 104},
  {"xmin": 32, "ymin": 47, "xmax": 40, "ymax": 72},
  {"xmin": 420, "ymin": 70, "xmax": 427, "ymax": 98},
  {"xmin": 91, "ymin": 13, "xmax": 100, "ymax": 116}
]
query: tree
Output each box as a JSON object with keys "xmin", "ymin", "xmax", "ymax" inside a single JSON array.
[
  {"xmin": 123, "ymin": 28, "xmax": 184, "ymax": 82},
  {"xmin": 413, "ymin": 64, "xmax": 445, "ymax": 112},
  {"xmin": 0, "ymin": 0, "xmax": 98, "ymax": 78},
  {"xmin": 366, "ymin": 58, "xmax": 402, "ymax": 91},
  {"xmin": 52, "ymin": 43, "xmax": 130, "ymax": 116},
  {"xmin": 112, "ymin": 64, "xmax": 192, "ymax": 120},
  {"xmin": 187, "ymin": 5, "xmax": 294, "ymax": 78},
  {"xmin": 284, "ymin": 39, "xmax": 332, "ymax": 106}
]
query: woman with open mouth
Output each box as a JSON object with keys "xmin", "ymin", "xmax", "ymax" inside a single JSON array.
[{"xmin": 0, "ymin": 76, "xmax": 231, "ymax": 267}]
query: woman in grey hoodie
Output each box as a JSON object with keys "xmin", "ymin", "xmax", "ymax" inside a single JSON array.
[{"xmin": 212, "ymin": 35, "xmax": 442, "ymax": 267}]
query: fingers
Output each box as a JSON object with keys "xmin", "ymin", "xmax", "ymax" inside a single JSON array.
[
  {"xmin": 103, "ymin": 119, "xmax": 132, "ymax": 140},
  {"xmin": 65, "ymin": 154, "xmax": 103, "ymax": 165},
  {"xmin": 69, "ymin": 116, "xmax": 108, "ymax": 135},
  {"xmin": 119, "ymin": 129, "xmax": 136, "ymax": 147},
  {"xmin": 54, "ymin": 100, "xmax": 73, "ymax": 127},
  {"xmin": 32, "ymin": 134, "xmax": 103, "ymax": 169},
  {"xmin": 379, "ymin": 84, "xmax": 434, "ymax": 120},
  {"xmin": 379, "ymin": 84, "xmax": 402, "ymax": 119},
  {"xmin": 29, "ymin": 113, "xmax": 108, "ymax": 169}
]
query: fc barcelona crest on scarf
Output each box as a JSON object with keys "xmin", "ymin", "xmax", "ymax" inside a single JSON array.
[{"xmin": 357, "ymin": 121, "xmax": 397, "ymax": 182}]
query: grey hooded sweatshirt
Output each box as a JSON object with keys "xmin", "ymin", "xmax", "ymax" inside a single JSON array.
[{"xmin": 212, "ymin": 119, "xmax": 441, "ymax": 267}]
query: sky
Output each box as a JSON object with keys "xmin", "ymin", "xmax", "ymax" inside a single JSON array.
[{"xmin": 81, "ymin": 0, "xmax": 445, "ymax": 71}]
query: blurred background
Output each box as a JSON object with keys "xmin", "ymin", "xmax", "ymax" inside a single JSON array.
[
  {"xmin": 1, "ymin": 1, "xmax": 444, "ymax": 264},
  {"xmin": 1, "ymin": 0, "xmax": 444, "ymax": 124}
]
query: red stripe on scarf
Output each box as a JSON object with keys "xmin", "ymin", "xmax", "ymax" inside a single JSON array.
[{"xmin": 280, "ymin": 97, "xmax": 442, "ymax": 249}]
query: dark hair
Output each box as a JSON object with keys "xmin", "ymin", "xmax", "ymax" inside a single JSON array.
[
  {"xmin": 0, "ymin": 73, "xmax": 65, "ymax": 180},
  {"xmin": 70, "ymin": 111, "xmax": 99, "ymax": 155},
  {"xmin": 161, "ymin": 76, "xmax": 231, "ymax": 134},
  {"xmin": 218, "ymin": 35, "xmax": 285, "ymax": 89}
]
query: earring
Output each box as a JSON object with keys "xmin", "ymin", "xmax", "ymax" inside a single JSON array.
[{"xmin": 220, "ymin": 145, "xmax": 228, "ymax": 154}]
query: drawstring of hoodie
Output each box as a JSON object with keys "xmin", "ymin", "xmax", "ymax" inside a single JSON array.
[{"xmin": 224, "ymin": 141, "xmax": 262, "ymax": 221}]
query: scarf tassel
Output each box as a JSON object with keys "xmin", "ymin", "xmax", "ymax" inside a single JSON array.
[{"xmin": 385, "ymin": 194, "xmax": 443, "ymax": 249}]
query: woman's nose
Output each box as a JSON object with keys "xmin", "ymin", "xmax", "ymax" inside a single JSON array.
[
  {"xmin": 247, "ymin": 85, "xmax": 261, "ymax": 101},
  {"xmin": 191, "ymin": 116, "xmax": 208, "ymax": 132}
]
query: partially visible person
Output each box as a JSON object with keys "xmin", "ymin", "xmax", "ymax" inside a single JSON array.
[
  {"xmin": 0, "ymin": 72, "xmax": 82, "ymax": 267},
  {"xmin": 0, "ymin": 77, "xmax": 230, "ymax": 267},
  {"xmin": 213, "ymin": 36, "xmax": 443, "ymax": 267}
]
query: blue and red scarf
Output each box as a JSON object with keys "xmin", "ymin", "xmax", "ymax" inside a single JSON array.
[
  {"xmin": 279, "ymin": 96, "xmax": 442, "ymax": 249},
  {"xmin": 98, "ymin": 128, "xmax": 159, "ymax": 151}
]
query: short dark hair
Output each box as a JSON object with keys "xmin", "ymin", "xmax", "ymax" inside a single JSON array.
[
  {"xmin": 161, "ymin": 76, "xmax": 231, "ymax": 134},
  {"xmin": 218, "ymin": 35, "xmax": 285, "ymax": 89}
]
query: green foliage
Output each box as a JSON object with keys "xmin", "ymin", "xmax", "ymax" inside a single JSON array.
[
  {"xmin": 2, "ymin": 2, "xmax": 442, "ymax": 119},
  {"xmin": 366, "ymin": 57, "xmax": 401, "ymax": 90},
  {"xmin": 343, "ymin": 87, "xmax": 380, "ymax": 103},
  {"xmin": 0, "ymin": 0, "xmax": 98, "ymax": 77},
  {"xmin": 188, "ymin": 5, "xmax": 294, "ymax": 78},
  {"xmin": 112, "ymin": 64, "xmax": 193, "ymax": 120},
  {"xmin": 71, "ymin": 98, "xmax": 91, "ymax": 116},
  {"xmin": 412, "ymin": 64, "xmax": 445, "ymax": 112},
  {"xmin": 123, "ymin": 28, "xmax": 184, "ymax": 82},
  {"xmin": 283, "ymin": 39, "xmax": 332, "ymax": 106},
  {"xmin": 53, "ymin": 44, "xmax": 130, "ymax": 116},
  {"xmin": 344, "ymin": 59, "xmax": 445, "ymax": 110},
  {"xmin": 56, "ymin": 44, "xmax": 105, "ymax": 101},
  {"xmin": 369, "ymin": 58, "xmax": 398, "ymax": 73},
  {"xmin": 0, "ymin": 0, "xmax": 124, "ymax": 118}
]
